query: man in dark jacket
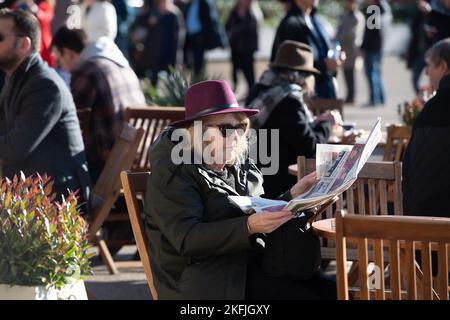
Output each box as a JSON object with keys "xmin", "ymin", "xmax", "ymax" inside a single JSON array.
[
  {"xmin": 403, "ymin": 38, "xmax": 450, "ymax": 218},
  {"xmin": 426, "ymin": 0, "xmax": 450, "ymax": 45},
  {"xmin": 225, "ymin": 0, "xmax": 259, "ymax": 94},
  {"xmin": 247, "ymin": 41, "xmax": 341, "ymax": 199},
  {"xmin": 271, "ymin": 0, "xmax": 340, "ymax": 99},
  {"xmin": 178, "ymin": 0, "xmax": 227, "ymax": 75},
  {"xmin": 0, "ymin": 9, "xmax": 91, "ymax": 204}
]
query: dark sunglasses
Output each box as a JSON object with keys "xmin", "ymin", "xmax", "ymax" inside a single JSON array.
[{"xmin": 204, "ymin": 123, "xmax": 248, "ymax": 138}]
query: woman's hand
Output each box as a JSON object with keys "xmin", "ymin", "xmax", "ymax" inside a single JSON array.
[
  {"xmin": 247, "ymin": 210, "xmax": 293, "ymax": 235},
  {"xmin": 290, "ymin": 171, "xmax": 317, "ymax": 199},
  {"xmin": 314, "ymin": 110, "xmax": 343, "ymax": 126}
]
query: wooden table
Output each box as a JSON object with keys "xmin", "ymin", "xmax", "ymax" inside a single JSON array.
[{"xmin": 312, "ymin": 218, "xmax": 336, "ymax": 239}]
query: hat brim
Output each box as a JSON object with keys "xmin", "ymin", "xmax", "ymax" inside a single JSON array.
[
  {"xmin": 169, "ymin": 107, "xmax": 259, "ymax": 127},
  {"xmin": 269, "ymin": 62, "xmax": 321, "ymax": 75}
]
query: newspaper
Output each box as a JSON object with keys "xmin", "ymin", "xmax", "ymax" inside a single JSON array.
[{"xmin": 229, "ymin": 118, "xmax": 383, "ymax": 214}]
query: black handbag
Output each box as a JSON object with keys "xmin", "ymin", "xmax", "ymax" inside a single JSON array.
[{"xmin": 261, "ymin": 214, "xmax": 321, "ymax": 280}]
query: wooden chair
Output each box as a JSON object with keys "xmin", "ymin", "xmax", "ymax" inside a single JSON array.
[
  {"xmin": 296, "ymin": 156, "xmax": 403, "ymax": 272},
  {"xmin": 382, "ymin": 124, "xmax": 412, "ymax": 161},
  {"xmin": 335, "ymin": 210, "xmax": 450, "ymax": 300},
  {"xmin": 125, "ymin": 106, "xmax": 185, "ymax": 172},
  {"xmin": 76, "ymin": 109, "xmax": 91, "ymax": 145},
  {"xmin": 120, "ymin": 170, "xmax": 158, "ymax": 300},
  {"xmin": 304, "ymin": 97, "xmax": 344, "ymax": 120},
  {"xmin": 100, "ymin": 107, "xmax": 184, "ymax": 261},
  {"xmin": 87, "ymin": 124, "xmax": 145, "ymax": 274}
]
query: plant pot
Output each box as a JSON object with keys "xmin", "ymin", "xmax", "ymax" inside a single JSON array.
[{"xmin": 0, "ymin": 280, "xmax": 88, "ymax": 300}]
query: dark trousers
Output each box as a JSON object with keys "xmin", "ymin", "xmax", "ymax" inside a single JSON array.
[
  {"xmin": 343, "ymin": 67, "xmax": 355, "ymax": 103},
  {"xmin": 411, "ymin": 55, "xmax": 426, "ymax": 94},
  {"xmin": 245, "ymin": 258, "xmax": 337, "ymax": 300},
  {"xmin": 231, "ymin": 50, "xmax": 255, "ymax": 92},
  {"xmin": 184, "ymin": 33, "xmax": 206, "ymax": 75}
]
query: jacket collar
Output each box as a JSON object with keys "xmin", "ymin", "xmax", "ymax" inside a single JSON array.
[
  {"xmin": 8, "ymin": 53, "xmax": 40, "ymax": 83},
  {"xmin": 196, "ymin": 162, "xmax": 248, "ymax": 197},
  {"xmin": 438, "ymin": 74, "xmax": 450, "ymax": 90}
]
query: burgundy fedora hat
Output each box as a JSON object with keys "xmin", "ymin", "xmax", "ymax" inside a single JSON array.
[{"xmin": 169, "ymin": 80, "xmax": 259, "ymax": 127}]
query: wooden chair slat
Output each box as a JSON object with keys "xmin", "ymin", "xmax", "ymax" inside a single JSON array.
[
  {"xmin": 346, "ymin": 187, "xmax": 355, "ymax": 214},
  {"xmin": 420, "ymin": 241, "xmax": 433, "ymax": 300},
  {"xmin": 125, "ymin": 106, "xmax": 185, "ymax": 172},
  {"xmin": 335, "ymin": 212, "xmax": 349, "ymax": 300},
  {"xmin": 120, "ymin": 170, "xmax": 158, "ymax": 300},
  {"xmin": 373, "ymin": 239, "xmax": 385, "ymax": 300},
  {"xmin": 379, "ymin": 180, "xmax": 388, "ymax": 215},
  {"xmin": 357, "ymin": 180, "xmax": 366, "ymax": 215},
  {"xmin": 437, "ymin": 243, "xmax": 449, "ymax": 300},
  {"xmin": 368, "ymin": 179, "xmax": 377, "ymax": 215},
  {"xmin": 358, "ymin": 238, "xmax": 370, "ymax": 299},
  {"xmin": 404, "ymin": 241, "xmax": 417, "ymax": 300},
  {"xmin": 383, "ymin": 125, "xmax": 412, "ymax": 162},
  {"xmin": 390, "ymin": 239, "xmax": 402, "ymax": 300}
]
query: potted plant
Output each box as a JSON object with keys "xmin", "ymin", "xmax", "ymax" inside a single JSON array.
[{"xmin": 0, "ymin": 173, "xmax": 93, "ymax": 300}]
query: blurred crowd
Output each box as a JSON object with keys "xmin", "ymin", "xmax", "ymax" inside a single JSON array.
[{"xmin": 1, "ymin": 0, "xmax": 449, "ymax": 103}]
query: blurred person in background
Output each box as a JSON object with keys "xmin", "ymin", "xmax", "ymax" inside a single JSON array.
[
  {"xmin": 80, "ymin": 0, "xmax": 117, "ymax": 42},
  {"xmin": 51, "ymin": 0, "xmax": 72, "ymax": 35},
  {"xmin": 426, "ymin": 0, "xmax": 450, "ymax": 45},
  {"xmin": 406, "ymin": 0, "xmax": 432, "ymax": 94},
  {"xmin": 360, "ymin": 0, "xmax": 391, "ymax": 107},
  {"xmin": 225, "ymin": 0, "xmax": 262, "ymax": 97},
  {"xmin": 271, "ymin": 0, "xmax": 344, "ymax": 99},
  {"xmin": 112, "ymin": 0, "xmax": 131, "ymax": 55},
  {"xmin": 335, "ymin": 0, "xmax": 365, "ymax": 104},
  {"xmin": 129, "ymin": 0, "xmax": 185, "ymax": 85},
  {"xmin": 179, "ymin": 0, "xmax": 227, "ymax": 76},
  {"xmin": 51, "ymin": 27, "xmax": 145, "ymax": 183}
]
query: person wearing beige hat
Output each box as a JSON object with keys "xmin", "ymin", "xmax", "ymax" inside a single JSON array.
[{"xmin": 246, "ymin": 40, "xmax": 343, "ymax": 199}]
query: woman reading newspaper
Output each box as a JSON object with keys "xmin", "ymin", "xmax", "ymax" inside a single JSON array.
[{"xmin": 143, "ymin": 80, "xmax": 336, "ymax": 300}]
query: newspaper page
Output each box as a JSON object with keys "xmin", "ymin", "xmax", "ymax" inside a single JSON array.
[
  {"xmin": 228, "ymin": 196, "xmax": 287, "ymax": 214},
  {"xmin": 230, "ymin": 118, "xmax": 382, "ymax": 214},
  {"xmin": 316, "ymin": 144, "xmax": 353, "ymax": 179},
  {"xmin": 285, "ymin": 118, "xmax": 382, "ymax": 212},
  {"xmin": 356, "ymin": 117, "xmax": 383, "ymax": 173}
]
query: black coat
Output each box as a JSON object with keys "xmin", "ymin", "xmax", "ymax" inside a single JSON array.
[
  {"xmin": 402, "ymin": 75, "xmax": 450, "ymax": 217},
  {"xmin": 426, "ymin": 2, "xmax": 450, "ymax": 44},
  {"xmin": 131, "ymin": 6, "xmax": 186, "ymax": 71},
  {"xmin": 144, "ymin": 128, "xmax": 292, "ymax": 299},
  {"xmin": 246, "ymin": 84, "xmax": 331, "ymax": 199},
  {"xmin": 180, "ymin": 0, "xmax": 227, "ymax": 50},
  {"xmin": 0, "ymin": 54, "xmax": 91, "ymax": 202},
  {"xmin": 225, "ymin": 7, "xmax": 258, "ymax": 54},
  {"xmin": 271, "ymin": 5, "xmax": 330, "ymax": 83},
  {"xmin": 270, "ymin": 5, "xmax": 336, "ymax": 98}
]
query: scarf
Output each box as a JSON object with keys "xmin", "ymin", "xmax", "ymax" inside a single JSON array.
[{"xmin": 247, "ymin": 69, "xmax": 314, "ymax": 129}]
